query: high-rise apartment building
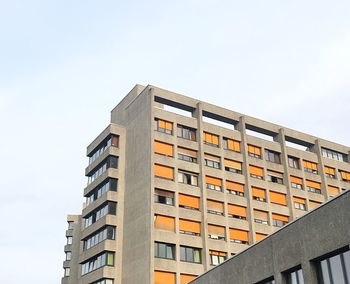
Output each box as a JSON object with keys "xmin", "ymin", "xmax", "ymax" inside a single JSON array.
[{"xmin": 62, "ymin": 84, "xmax": 350, "ymax": 284}]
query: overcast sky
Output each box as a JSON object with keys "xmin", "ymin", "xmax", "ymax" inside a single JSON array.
[{"xmin": 0, "ymin": 0, "xmax": 350, "ymax": 283}]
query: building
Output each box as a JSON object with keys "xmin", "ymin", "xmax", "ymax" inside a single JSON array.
[
  {"xmin": 190, "ymin": 189, "xmax": 350, "ymax": 284},
  {"xmin": 62, "ymin": 84, "xmax": 350, "ymax": 284}
]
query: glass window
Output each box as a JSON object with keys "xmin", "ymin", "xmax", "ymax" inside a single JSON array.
[
  {"xmin": 154, "ymin": 242, "xmax": 175, "ymax": 260},
  {"xmin": 288, "ymin": 156, "xmax": 300, "ymax": 169},
  {"xmin": 177, "ymin": 125, "xmax": 196, "ymax": 141},
  {"xmin": 265, "ymin": 150, "xmax": 281, "ymax": 164},
  {"xmin": 223, "ymin": 137, "xmax": 240, "ymax": 152},
  {"xmin": 155, "ymin": 118, "xmax": 173, "ymax": 135},
  {"xmin": 322, "ymin": 148, "xmax": 345, "ymax": 162},
  {"xmin": 154, "ymin": 189, "xmax": 174, "ymax": 206},
  {"xmin": 285, "ymin": 267, "xmax": 304, "ymax": 284},
  {"xmin": 178, "ymin": 171, "xmax": 198, "ymax": 186},
  {"xmin": 180, "ymin": 246, "xmax": 201, "ymax": 263},
  {"xmin": 209, "ymin": 251, "xmax": 227, "ymax": 266},
  {"xmin": 67, "ymin": 221, "xmax": 74, "ymax": 229},
  {"xmin": 67, "ymin": 236, "xmax": 73, "ymax": 245},
  {"xmin": 65, "ymin": 251, "xmax": 72, "ymax": 261},
  {"xmin": 64, "ymin": 267, "xmax": 70, "ymax": 277},
  {"xmin": 317, "ymin": 250, "xmax": 350, "ymax": 284},
  {"xmin": 89, "ymin": 135, "xmax": 119, "ymax": 164}
]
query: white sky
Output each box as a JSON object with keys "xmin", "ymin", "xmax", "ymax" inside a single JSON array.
[{"xmin": 0, "ymin": 1, "xmax": 349, "ymax": 283}]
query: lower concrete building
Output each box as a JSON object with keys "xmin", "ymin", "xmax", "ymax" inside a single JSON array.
[{"xmin": 190, "ymin": 190, "xmax": 350, "ymax": 284}]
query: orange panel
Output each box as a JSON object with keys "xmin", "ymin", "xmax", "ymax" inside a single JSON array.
[
  {"xmin": 206, "ymin": 176, "xmax": 222, "ymax": 186},
  {"xmin": 306, "ymin": 180, "xmax": 321, "ymax": 189},
  {"xmin": 154, "ymin": 141, "xmax": 173, "ymax": 156},
  {"xmin": 209, "ymin": 250, "xmax": 227, "ymax": 257},
  {"xmin": 179, "ymin": 219, "xmax": 201, "ymax": 234},
  {"xmin": 272, "ymin": 213, "xmax": 289, "ymax": 222},
  {"xmin": 226, "ymin": 180, "xmax": 244, "ymax": 192},
  {"xmin": 252, "ymin": 187, "xmax": 266, "ymax": 198},
  {"xmin": 269, "ymin": 191, "xmax": 287, "ymax": 205},
  {"xmin": 229, "ymin": 228, "xmax": 248, "ymax": 241},
  {"xmin": 293, "ymin": 196, "xmax": 306, "ymax": 204},
  {"xmin": 154, "ymin": 164, "xmax": 174, "ymax": 180},
  {"xmin": 224, "ymin": 159, "xmax": 242, "ymax": 170},
  {"xmin": 227, "ymin": 139, "xmax": 241, "ymax": 152},
  {"xmin": 324, "ymin": 166, "xmax": 335, "ymax": 175},
  {"xmin": 154, "ymin": 215, "xmax": 175, "ymax": 231},
  {"xmin": 249, "ymin": 165, "xmax": 264, "ymax": 177},
  {"xmin": 207, "ymin": 200, "xmax": 224, "ymax": 211},
  {"xmin": 290, "ymin": 176, "xmax": 303, "ymax": 184},
  {"xmin": 328, "ymin": 185, "xmax": 339, "ymax": 196},
  {"xmin": 179, "ymin": 194, "xmax": 200, "ymax": 209},
  {"xmin": 154, "ymin": 271, "xmax": 176, "ymax": 284},
  {"xmin": 309, "ymin": 200, "xmax": 322, "ymax": 208},
  {"xmin": 208, "ymin": 224, "xmax": 225, "ymax": 236},
  {"xmin": 180, "ymin": 274, "xmax": 197, "ymax": 284},
  {"xmin": 256, "ymin": 233, "xmax": 267, "ymax": 241},
  {"xmin": 178, "ymin": 147, "xmax": 197, "ymax": 157},
  {"xmin": 228, "ymin": 204, "xmax": 246, "ymax": 217},
  {"xmin": 340, "ymin": 170, "xmax": 350, "ymax": 181}
]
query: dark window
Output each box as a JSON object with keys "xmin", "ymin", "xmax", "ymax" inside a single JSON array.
[
  {"xmin": 288, "ymin": 156, "xmax": 300, "ymax": 169},
  {"xmin": 285, "ymin": 267, "xmax": 305, "ymax": 284},
  {"xmin": 178, "ymin": 171, "xmax": 198, "ymax": 186},
  {"xmin": 86, "ymin": 178, "xmax": 118, "ymax": 205},
  {"xmin": 83, "ymin": 226, "xmax": 116, "ymax": 250},
  {"xmin": 180, "ymin": 246, "xmax": 201, "ymax": 263},
  {"xmin": 177, "ymin": 125, "xmax": 196, "ymax": 141},
  {"xmin": 154, "ymin": 242, "xmax": 175, "ymax": 260},
  {"xmin": 89, "ymin": 135, "xmax": 119, "ymax": 164},
  {"xmin": 154, "ymin": 189, "xmax": 174, "ymax": 206},
  {"xmin": 265, "ymin": 150, "xmax": 281, "ymax": 164}
]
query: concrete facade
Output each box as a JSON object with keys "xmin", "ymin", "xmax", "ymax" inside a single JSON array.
[{"xmin": 61, "ymin": 84, "xmax": 350, "ymax": 284}]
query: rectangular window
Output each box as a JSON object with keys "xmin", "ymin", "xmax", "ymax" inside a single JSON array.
[
  {"xmin": 154, "ymin": 242, "xmax": 175, "ymax": 260},
  {"xmin": 203, "ymin": 132, "xmax": 219, "ymax": 147},
  {"xmin": 322, "ymin": 147, "xmax": 345, "ymax": 162},
  {"xmin": 223, "ymin": 137, "xmax": 240, "ymax": 152},
  {"xmin": 272, "ymin": 213, "xmax": 289, "ymax": 227},
  {"xmin": 154, "ymin": 189, "xmax": 174, "ymax": 206},
  {"xmin": 177, "ymin": 147, "xmax": 197, "ymax": 163},
  {"xmin": 293, "ymin": 197, "xmax": 306, "ymax": 210},
  {"xmin": 89, "ymin": 134, "xmax": 119, "ymax": 165},
  {"xmin": 209, "ymin": 250, "xmax": 227, "ymax": 266},
  {"xmin": 84, "ymin": 202, "xmax": 117, "ymax": 228},
  {"xmin": 154, "ymin": 271, "xmax": 176, "ymax": 284},
  {"xmin": 328, "ymin": 185, "xmax": 340, "ymax": 197},
  {"xmin": 154, "ymin": 140, "xmax": 173, "ymax": 157},
  {"xmin": 288, "ymin": 156, "xmax": 300, "ymax": 169},
  {"xmin": 303, "ymin": 160, "xmax": 318, "ymax": 174},
  {"xmin": 207, "ymin": 199, "xmax": 224, "ymax": 216},
  {"xmin": 267, "ymin": 170, "xmax": 284, "ymax": 184},
  {"xmin": 248, "ymin": 144, "xmax": 262, "ymax": 158},
  {"xmin": 249, "ymin": 165, "xmax": 264, "ymax": 179},
  {"xmin": 86, "ymin": 178, "xmax": 118, "ymax": 205},
  {"xmin": 155, "ymin": 118, "xmax": 173, "ymax": 135},
  {"xmin": 306, "ymin": 180, "xmax": 321, "ymax": 194},
  {"xmin": 154, "ymin": 164, "xmax": 174, "ymax": 180},
  {"xmin": 253, "ymin": 209, "xmax": 269, "ymax": 225},
  {"xmin": 265, "ymin": 149, "xmax": 281, "ymax": 164},
  {"xmin": 88, "ymin": 156, "xmax": 118, "ymax": 184},
  {"xmin": 252, "ymin": 187, "xmax": 267, "ymax": 202},
  {"xmin": 67, "ymin": 221, "xmax": 74, "ymax": 230},
  {"xmin": 340, "ymin": 170, "xmax": 350, "ymax": 182},
  {"xmin": 83, "ymin": 226, "xmax": 116, "ymax": 250},
  {"xmin": 228, "ymin": 204, "xmax": 247, "ymax": 220},
  {"xmin": 65, "ymin": 251, "xmax": 72, "ymax": 261},
  {"xmin": 229, "ymin": 228, "xmax": 249, "ymax": 244},
  {"xmin": 178, "ymin": 170, "xmax": 198, "ymax": 186},
  {"xmin": 208, "ymin": 224, "xmax": 226, "ymax": 240},
  {"xmin": 309, "ymin": 200, "xmax": 322, "ymax": 209},
  {"xmin": 316, "ymin": 249, "xmax": 350, "ymax": 284},
  {"xmin": 178, "ymin": 193, "xmax": 200, "ymax": 210},
  {"xmin": 256, "ymin": 233, "xmax": 268, "ymax": 241},
  {"xmin": 226, "ymin": 180, "xmax": 245, "ymax": 196},
  {"xmin": 324, "ymin": 166, "xmax": 336, "ymax": 179},
  {"xmin": 290, "ymin": 176, "xmax": 303, "ymax": 190},
  {"xmin": 179, "ymin": 219, "xmax": 201, "ymax": 236},
  {"xmin": 285, "ymin": 267, "xmax": 305, "ymax": 284},
  {"xmin": 204, "ymin": 153, "xmax": 221, "ymax": 169},
  {"xmin": 154, "ymin": 215, "xmax": 175, "ymax": 232},
  {"xmin": 180, "ymin": 274, "xmax": 197, "ymax": 284},
  {"xmin": 64, "ymin": 267, "xmax": 70, "ymax": 277},
  {"xmin": 269, "ymin": 191, "xmax": 287, "ymax": 206},
  {"xmin": 180, "ymin": 246, "xmax": 202, "ymax": 263},
  {"xmin": 224, "ymin": 159, "xmax": 242, "ymax": 174},
  {"xmin": 67, "ymin": 236, "xmax": 73, "ymax": 245},
  {"xmin": 206, "ymin": 176, "xmax": 223, "ymax": 191},
  {"xmin": 81, "ymin": 251, "xmax": 114, "ymax": 275},
  {"xmin": 177, "ymin": 124, "xmax": 196, "ymax": 141},
  {"xmin": 91, "ymin": 279, "xmax": 114, "ymax": 284}
]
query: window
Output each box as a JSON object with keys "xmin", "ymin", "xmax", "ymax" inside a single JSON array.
[
  {"xmin": 154, "ymin": 215, "xmax": 175, "ymax": 232},
  {"xmin": 84, "ymin": 202, "xmax": 117, "ymax": 228},
  {"xmin": 64, "ymin": 268, "xmax": 70, "ymax": 277},
  {"xmin": 269, "ymin": 191, "xmax": 287, "ymax": 206},
  {"xmin": 322, "ymin": 147, "xmax": 345, "ymax": 162},
  {"xmin": 223, "ymin": 137, "xmax": 240, "ymax": 152},
  {"xmin": 154, "ymin": 164, "xmax": 174, "ymax": 180},
  {"xmin": 67, "ymin": 221, "xmax": 74, "ymax": 230},
  {"xmin": 303, "ymin": 160, "xmax": 318, "ymax": 174},
  {"xmin": 180, "ymin": 274, "xmax": 197, "ymax": 284},
  {"xmin": 203, "ymin": 132, "xmax": 219, "ymax": 147},
  {"xmin": 154, "ymin": 271, "xmax": 176, "ymax": 284},
  {"xmin": 317, "ymin": 249, "xmax": 350, "ymax": 284},
  {"xmin": 180, "ymin": 246, "xmax": 201, "ymax": 263},
  {"xmin": 285, "ymin": 267, "xmax": 304, "ymax": 284},
  {"xmin": 209, "ymin": 250, "xmax": 227, "ymax": 266},
  {"xmin": 88, "ymin": 156, "xmax": 118, "ymax": 184},
  {"xmin": 253, "ymin": 209, "xmax": 268, "ymax": 225},
  {"xmin": 154, "ymin": 141, "xmax": 173, "ymax": 157},
  {"xmin": 229, "ymin": 228, "xmax": 249, "ymax": 244},
  {"xmin": 339, "ymin": 170, "xmax": 350, "ymax": 182},
  {"xmin": 290, "ymin": 176, "xmax": 303, "ymax": 190},
  {"xmin": 256, "ymin": 233, "xmax": 267, "ymax": 241},
  {"xmin": 177, "ymin": 147, "xmax": 197, "ymax": 163},
  {"xmin": 83, "ymin": 226, "xmax": 116, "ymax": 250},
  {"xmin": 178, "ymin": 193, "xmax": 200, "ymax": 210},
  {"xmin": 328, "ymin": 185, "xmax": 340, "ymax": 197},
  {"xmin": 224, "ymin": 159, "xmax": 242, "ymax": 174},
  {"xmin": 265, "ymin": 150, "xmax": 281, "ymax": 164},
  {"xmin": 207, "ymin": 200, "xmax": 224, "ymax": 216},
  {"xmin": 306, "ymin": 180, "xmax": 321, "ymax": 194},
  {"xmin": 228, "ymin": 204, "xmax": 247, "ymax": 220},
  {"xmin": 206, "ymin": 176, "xmax": 222, "ymax": 191},
  {"xmin": 154, "ymin": 242, "xmax": 175, "ymax": 260},
  {"xmin": 252, "ymin": 187, "xmax": 267, "ymax": 202},
  {"xmin": 248, "ymin": 144, "xmax": 262, "ymax": 158},
  {"xmin": 272, "ymin": 213, "xmax": 289, "ymax": 227},
  {"xmin": 267, "ymin": 170, "xmax": 283, "ymax": 184},
  {"xmin": 208, "ymin": 224, "xmax": 226, "ymax": 240},
  {"xmin": 249, "ymin": 165, "xmax": 264, "ymax": 180},
  {"xmin": 178, "ymin": 170, "xmax": 198, "ymax": 186},
  {"xmin": 86, "ymin": 178, "xmax": 118, "ymax": 205},
  {"xmin": 309, "ymin": 200, "xmax": 322, "ymax": 209},
  {"xmin": 154, "ymin": 118, "xmax": 173, "ymax": 135},
  {"xmin": 66, "ymin": 236, "xmax": 73, "ymax": 245},
  {"xmin": 179, "ymin": 219, "xmax": 201, "ymax": 236},
  {"xmin": 256, "ymin": 278, "xmax": 275, "ymax": 284},
  {"xmin": 81, "ymin": 251, "xmax": 114, "ymax": 275},
  {"xmin": 91, "ymin": 279, "xmax": 114, "ymax": 284},
  {"xmin": 288, "ymin": 156, "xmax": 300, "ymax": 169},
  {"xmin": 65, "ymin": 251, "xmax": 72, "ymax": 261},
  {"xmin": 226, "ymin": 180, "xmax": 245, "ymax": 196},
  {"xmin": 89, "ymin": 135, "xmax": 119, "ymax": 165},
  {"xmin": 325, "ymin": 166, "xmax": 336, "ymax": 179},
  {"xmin": 293, "ymin": 197, "xmax": 306, "ymax": 210},
  {"xmin": 204, "ymin": 153, "xmax": 221, "ymax": 169},
  {"xmin": 177, "ymin": 124, "xmax": 196, "ymax": 141},
  {"xmin": 154, "ymin": 189, "xmax": 174, "ymax": 206}
]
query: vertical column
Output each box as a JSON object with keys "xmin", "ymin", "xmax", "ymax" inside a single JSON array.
[{"xmin": 314, "ymin": 139, "xmax": 330, "ymax": 201}]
